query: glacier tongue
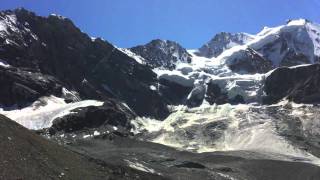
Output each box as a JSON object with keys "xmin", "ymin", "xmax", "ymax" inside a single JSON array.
[
  {"xmin": 0, "ymin": 96, "xmax": 103, "ymax": 130},
  {"xmin": 132, "ymin": 102, "xmax": 320, "ymax": 166}
]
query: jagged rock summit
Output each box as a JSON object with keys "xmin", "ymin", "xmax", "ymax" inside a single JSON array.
[{"xmin": 130, "ymin": 39, "xmax": 192, "ymax": 70}]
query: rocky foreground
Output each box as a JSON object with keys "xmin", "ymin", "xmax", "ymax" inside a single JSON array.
[{"xmin": 1, "ymin": 114, "xmax": 320, "ymax": 180}]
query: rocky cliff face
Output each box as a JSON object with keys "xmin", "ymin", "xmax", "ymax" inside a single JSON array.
[
  {"xmin": 224, "ymin": 47, "xmax": 274, "ymax": 74},
  {"xmin": 0, "ymin": 9, "xmax": 169, "ymax": 119},
  {"xmin": 263, "ymin": 64, "xmax": 320, "ymax": 104},
  {"xmin": 130, "ymin": 39, "xmax": 192, "ymax": 70}
]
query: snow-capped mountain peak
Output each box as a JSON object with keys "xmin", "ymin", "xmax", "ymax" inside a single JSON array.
[
  {"xmin": 212, "ymin": 19, "xmax": 320, "ymax": 73},
  {"xmin": 196, "ymin": 32, "xmax": 255, "ymax": 58},
  {"xmin": 249, "ymin": 19, "xmax": 320, "ymax": 66}
]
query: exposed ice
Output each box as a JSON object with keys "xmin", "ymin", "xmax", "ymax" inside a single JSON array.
[
  {"xmin": 0, "ymin": 59, "xmax": 11, "ymax": 68},
  {"xmin": 0, "ymin": 96, "xmax": 103, "ymax": 130},
  {"xmin": 132, "ymin": 102, "xmax": 320, "ymax": 166}
]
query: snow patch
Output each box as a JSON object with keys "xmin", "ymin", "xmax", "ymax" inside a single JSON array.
[
  {"xmin": 0, "ymin": 59, "xmax": 11, "ymax": 68},
  {"xmin": 0, "ymin": 96, "xmax": 103, "ymax": 130},
  {"xmin": 118, "ymin": 48, "xmax": 146, "ymax": 64},
  {"xmin": 149, "ymin": 85, "xmax": 157, "ymax": 91},
  {"xmin": 124, "ymin": 160, "xmax": 158, "ymax": 174}
]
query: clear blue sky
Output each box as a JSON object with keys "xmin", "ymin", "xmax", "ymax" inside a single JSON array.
[{"xmin": 1, "ymin": 0, "xmax": 319, "ymax": 48}]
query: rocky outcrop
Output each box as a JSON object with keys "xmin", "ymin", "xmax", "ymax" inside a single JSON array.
[
  {"xmin": 205, "ymin": 82, "xmax": 228, "ymax": 105},
  {"xmin": 0, "ymin": 9, "xmax": 169, "ymax": 119},
  {"xmin": 49, "ymin": 100, "xmax": 135, "ymax": 135},
  {"xmin": 158, "ymin": 78, "xmax": 193, "ymax": 105},
  {"xmin": 226, "ymin": 48, "xmax": 273, "ymax": 74},
  {"xmin": 0, "ymin": 66, "xmax": 63, "ymax": 106},
  {"xmin": 130, "ymin": 39, "xmax": 192, "ymax": 70},
  {"xmin": 263, "ymin": 64, "xmax": 320, "ymax": 104},
  {"xmin": 196, "ymin": 32, "xmax": 254, "ymax": 58},
  {"xmin": 186, "ymin": 84, "xmax": 206, "ymax": 107},
  {"xmin": 50, "ymin": 101, "xmax": 135, "ymax": 138}
]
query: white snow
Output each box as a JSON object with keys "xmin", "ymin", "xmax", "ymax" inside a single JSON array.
[
  {"xmin": 118, "ymin": 48, "xmax": 146, "ymax": 64},
  {"xmin": 288, "ymin": 63, "xmax": 313, "ymax": 69},
  {"xmin": 149, "ymin": 85, "xmax": 157, "ymax": 91},
  {"xmin": 287, "ymin": 19, "xmax": 307, "ymax": 26},
  {"xmin": 124, "ymin": 160, "xmax": 158, "ymax": 174},
  {"xmin": 0, "ymin": 59, "xmax": 11, "ymax": 68},
  {"xmin": 155, "ymin": 68, "xmax": 194, "ymax": 87},
  {"xmin": 83, "ymin": 134, "xmax": 91, "ymax": 139},
  {"xmin": 62, "ymin": 87, "xmax": 80, "ymax": 101},
  {"xmin": 93, "ymin": 131, "xmax": 101, "ymax": 136},
  {"xmin": 0, "ymin": 96, "xmax": 103, "ymax": 130},
  {"xmin": 50, "ymin": 14, "xmax": 67, "ymax": 20},
  {"xmin": 306, "ymin": 22, "xmax": 320, "ymax": 58}
]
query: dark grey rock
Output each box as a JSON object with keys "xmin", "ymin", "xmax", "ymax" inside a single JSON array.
[
  {"xmin": 186, "ymin": 84, "xmax": 206, "ymax": 107},
  {"xmin": 226, "ymin": 48, "xmax": 273, "ymax": 74},
  {"xmin": 49, "ymin": 100, "xmax": 135, "ymax": 135},
  {"xmin": 205, "ymin": 81, "xmax": 228, "ymax": 105},
  {"xmin": 263, "ymin": 64, "xmax": 320, "ymax": 104},
  {"xmin": 130, "ymin": 39, "xmax": 192, "ymax": 70}
]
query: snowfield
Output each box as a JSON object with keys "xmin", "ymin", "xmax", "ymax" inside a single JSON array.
[{"xmin": 0, "ymin": 96, "xmax": 103, "ymax": 130}]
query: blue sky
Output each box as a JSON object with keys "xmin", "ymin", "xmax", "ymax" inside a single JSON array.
[{"xmin": 1, "ymin": 0, "xmax": 319, "ymax": 48}]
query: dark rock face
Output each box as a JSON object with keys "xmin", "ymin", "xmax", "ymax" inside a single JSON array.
[
  {"xmin": 205, "ymin": 81, "xmax": 228, "ymax": 105},
  {"xmin": 130, "ymin": 39, "xmax": 192, "ymax": 70},
  {"xmin": 186, "ymin": 85, "xmax": 206, "ymax": 107},
  {"xmin": 205, "ymin": 81, "xmax": 244, "ymax": 105},
  {"xmin": 197, "ymin": 32, "xmax": 254, "ymax": 58},
  {"xmin": 0, "ymin": 66, "xmax": 62, "ymax": 107},
  {"xmin": 227, "ymin": 48, "xmax": 273, "ymax": 74},
  {"xmin": 263, "ymin": 64, "xmax": 320, "ymax": 104},
  {"xmin": 49, "ymin": 100, "xmax": 135, "ymax": 135},
  {"xmin": 159, "ymin": 78, "xmax": 193, "ymax": 105},
  {"xmin": 229, "ymin": 94, "xmax": 245, "ymax": 104},
  {"xmin": 0, "ymin": 9, "xmax": 169, "ymax": 119},
  {"xmin": 280, "ymin": 49, "xmax": 311, "ymax": 67}
]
